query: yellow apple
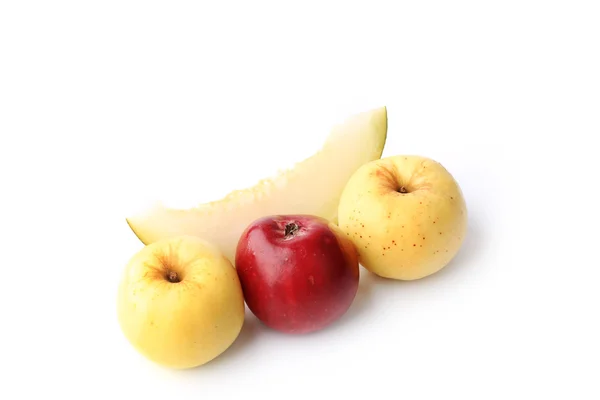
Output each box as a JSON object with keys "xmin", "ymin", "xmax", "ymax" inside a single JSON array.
[
  {"xmin": 337, "ymin": 155, "xmax": 467, "ymax": 280},
  {"xmin": 117, "ymin": 235, "xmax": 245, "ymax": 369}
]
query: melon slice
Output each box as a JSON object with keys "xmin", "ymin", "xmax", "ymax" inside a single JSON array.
[{"xmin": 126, "ymin": 106, "xmax": 388, "ymax": 263}]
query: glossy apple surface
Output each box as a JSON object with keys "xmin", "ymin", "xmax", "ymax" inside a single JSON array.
[
  {"xmin": 117, "ymin": 235, "xmax": 245, "ymax": 369},
  {"xmin": 338, "ymin": 155, "xmax": 468, "ymax": 280},
  {"xmin": 235, "ymin": 215, "xmax": 359, "ymax": 334}
]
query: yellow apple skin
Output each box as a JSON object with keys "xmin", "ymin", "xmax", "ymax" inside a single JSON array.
[
  {"xmin": 337, "ymin": 155, "xmax": 467, "ymax": 280},
  {"xmin": 117, "ymin": 235, "xmax": 245, "ymax": 369}
]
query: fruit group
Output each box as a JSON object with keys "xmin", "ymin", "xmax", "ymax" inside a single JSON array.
[
  {"xmin": 117, "ymin": 236, "xmax": 245, "ymax": 369},
  {"xmin": 126, "ymin": 107, "xmax": 387, "ymax": 263},
  {"xmin": 337, "ymin": 155, "xmax": 467, "ymax": 280},
  {"xmin": 235, "ymin": 215, "xmax": 360, "ymax": 334}
]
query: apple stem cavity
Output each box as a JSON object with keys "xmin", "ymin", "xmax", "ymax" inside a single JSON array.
[
  {"xmin": 166, "ymin": 270, "xmax": 181, "ymax": 283},
  {"xmin": 284, "ymin": 222, "xmax": 300, "ymax": 238},
  {"xmin": 398, "ymin": 186, "xmax": 408, "ymax": 194}
]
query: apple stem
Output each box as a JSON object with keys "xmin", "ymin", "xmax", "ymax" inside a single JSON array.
[
  {"xmin": 166, "ymin": 270, "xmax": 180, "ymax": 283},
  {"xmin": 284, "ymin": 222, "xmax": 300, "ymax": 238},
  {"xmin": 398, "ymin": 186, "xmax": 408, "ymax": 193}
]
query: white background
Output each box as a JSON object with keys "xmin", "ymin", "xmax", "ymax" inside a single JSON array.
[{"xmin": 1, "ymin": 1, "xmax": 599, "ymax": 399}]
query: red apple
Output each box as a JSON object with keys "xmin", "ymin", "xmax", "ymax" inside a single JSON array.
[{"xmin": 235, "ymin": 214, "xmax": 360, "ymax": 334}]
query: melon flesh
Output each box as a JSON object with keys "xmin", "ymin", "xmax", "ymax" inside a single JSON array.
[{"xmin": 126, "ymin": 107, "xmax": 388, "ymax": 263}]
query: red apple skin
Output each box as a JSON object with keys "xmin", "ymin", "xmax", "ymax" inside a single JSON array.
[{"xmin": 235, "ymin": 214, "xmax": 360, "ymax": 334}]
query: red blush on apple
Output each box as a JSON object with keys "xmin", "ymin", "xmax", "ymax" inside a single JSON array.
[{"xmin": 235, "ymin": 214, "xmax": 360, "ymax": 334}]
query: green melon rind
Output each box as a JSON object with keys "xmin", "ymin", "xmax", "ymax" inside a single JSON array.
[{"xmin": 126, "ymin": 106, "xmax": 388, "ymax": 260}]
